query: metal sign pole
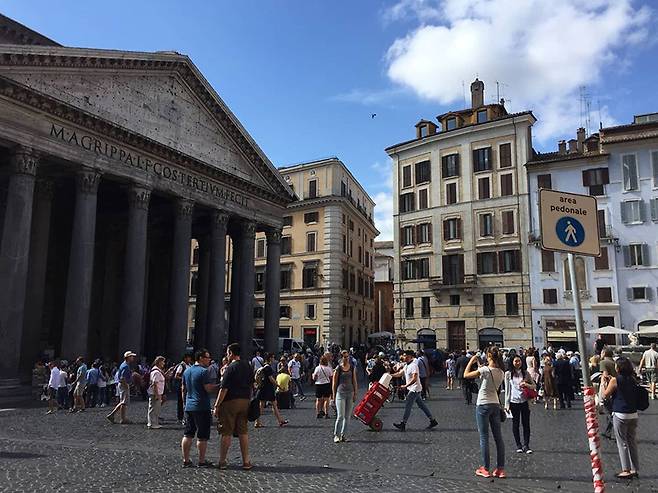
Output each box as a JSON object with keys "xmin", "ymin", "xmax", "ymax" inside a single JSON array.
[{"xmin": 567, "ymin": 252, "xmax": 605, "ymax": 493}]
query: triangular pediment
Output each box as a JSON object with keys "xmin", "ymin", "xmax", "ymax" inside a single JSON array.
[{"xmin": 0, "ymin": 47, "xmax": 294, "ymax": 200}]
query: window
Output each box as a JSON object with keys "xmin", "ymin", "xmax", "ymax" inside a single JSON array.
[
  {"xmin": 446, "ymin": 117, "xmax": 457, "ymax": 130},
  {"xmin": 189, "ymin": 271, "xmax": 198, "ymax": 296},
  {"xmin": 500, "ymin": 173, "xmax": 514, "ymax": 196},
  {"xmin": 280, "ymin": 269, "xmax": 292, "ymax": 290},
  {"xmin": 302, "ymin": 264, "xmax": 317, "ymax": 288},
  {"xmin": 254, "ymin": 306, "xmax": 264, "ymax": 319},
  {"xmin": 624, "ymin": 244, "xmax": 649, "ymax": 267},
  {"xmin": 349, "ymin": 219, "xmax": 354, "ymax": 231},
  {"xmin": 629, "ymin": 287, "xmax": 650, "ymax": 301},
  {"xmin": 652, "ymin": 198, "xmax": 658, "ymax": 222},
  {"xmin": 402, "ymin": 165, "xmax": 412, "ymax": 187},
  {"xmin": 582, "ymin": 168, "xmax": 609, "ymax": 196},
  {"xmin": 421, "ymin": 297, "xmax": 431, "ymax": 317},
  {"xmin": 280, "ymin": 306, "xmax": 291, "ymax": 318},
  {"xmin": 622, "ymin": 154, "xmax": 639, "ymax": 191},
  {"xmin": 477, "ymin": 109, "xmax": 488, "ymax": 123},
  {"xmin": 479, "ymin": 213, "xmax": 494, "ymax": 237},
  {"xmin": 307, "ymin": 179, "xmax": 317, "ymax": 199},
  {"xmin": 306, "ymin": 232, "xmax": 316, "ymax": 252},
  {"xmin": 255, "ymin": 271, "xmax": 264, "ymax": 292},
  {"xmin": 401, "ymin": 258, "xmax": 429, "ymax": 280},
  {"xmin": 443, "ymin": 217, "xmax": 461, "ymax": 241},
  {"xmin": 283, "ymin": 215, "xmax": 292, "ymax": 227},
  {"xmin": 305, "ymin": 303, "xmax": 316, "ymax": 319},
  {"xmin": 415, "ymin": 161, "xmax": 431, "ymax": 183},
  {"xmin": 499, "ymin": 250, "xmax": 521, "ymax": 273},
  {"xmin": 478, "ymin": 177, "xmax": 491, "ymax": 199},
  {"xmin": 449, "ymin": 294, "xmax": 460, "ymax": 306},
  {"xmin": 192, "ymin": 247, "xmax": 199, "ymax": 265},
  {"xmin": 405, "ymin": 298, "xmax": 414, "ymax": 318},
  {"xmin": 342, "ymin": 269, "xmax": 348, "ymax": 289},
  {"xmin": 442, "ymin": 154, "xmax": 460, "ymax": 178},
  {"xmin": 256, "ymin": 239, "xmax": 265, "ymax": 258},
  {"xmin": 595, "ymin": 247, "xmax": 609, "ymax": 270},
  {"xmin": 304, "ymin": 211, "xmax": 319, "ymax": 224},
  {"xmin": 342, "ymin": 234, "xmax": 346, "ymax": 254},
  {"xmin": 417, "ymin": 223, "xmax": 432, "ymax": 244},
  {"xmin": 499, "ymin": 143, "xmax": 512, "ymax": 168},
  {"xmin": 358, "ymin": 246, "xmax": 363, "ymax": 264},
  {"xmin": 597, "ymin": 287, "xmax": 613, "ymax": 303},
  {"xmin": 590, "ymin": 184, "xmax": 605, "ymax": 196},
  {"xmin": 621, "ymin": 200, "xmax": 645, "ymax": 224},
  {"xmin": 473, "ymin": 147, "xmax": 492, "ymax": 172},
  {"xmin": 541, "ymin": 250, "xmax": 555, "ymax": 272},
  {"xmin": 349, "ymin": 272, "xmax": 355, "ymax": 292},
  {"xmin": 418, "ymin": 258, "xmax": 430, "ymax": 279},
  {"xmin": 341, "ymin": 181, "xmax": 347, "ymax": 197},
  {"xmin": 483, "ymin": 293, "xmax": 495, "ymax": 316},
  {"xmin": 543, "ymin": 289, "xmax": 558, "ymax": 304},
  {"xmin": 477, "ymin": 252, "xmax": 498, "ymax": 274},
  {"xmin": 564, "ymin": 257, "xmax": 587, "ymax": 291},
  {"xmin": 502, "ymin": 210, "xmax": 515, "ymax": 235},
  {"xmin": 281, "ymin": 236, "xmax": 292, "ymax": 255},
  {"xmin": 442, "ymin": 254, "xmax": 464, "ymax": 284},
  {"xmin": 537, "ymin": 174, "xmax": 552, "ymax": 189},
  {"xmin": 445, "ymin": 182, "xmax": 458, "ymax": 204},
  {"xmin": 401, "ymin": 225, "xmax": 415, "ymax": 246},
  {"xmin": 418, "ymin": 188, "xmax": 429, "ymax": 209},
  {"xmin": 399, "ymin": 192, "xmax": 415, "ymax": 213},
  {"xmin": 652, "ymin": 150, "xmax": 658, "ymax": 188},
  {"xmin": 506, "ymin": 293, "xmax": 519, "ymax": 315},
  {"xmin": 597, "ymin": 210, "xmax": 607, "ymax": 238}
]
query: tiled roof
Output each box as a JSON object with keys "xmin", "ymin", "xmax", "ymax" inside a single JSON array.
[{"xmin": 527, "ymin": 150, "xmax": 607, "ymax": 166}]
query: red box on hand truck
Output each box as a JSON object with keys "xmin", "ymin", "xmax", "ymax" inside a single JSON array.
[{"xmin": 353, "ymin": 381, "xmax": 390, "ymax": 431}]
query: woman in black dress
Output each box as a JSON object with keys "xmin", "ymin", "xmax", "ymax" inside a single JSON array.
[{"xmin": 254, "ymin": 353, "xmax": 287, "ymax": 428}]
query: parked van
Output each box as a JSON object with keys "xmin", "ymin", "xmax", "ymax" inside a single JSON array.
[{"xmin": 280, "ymin": 338, "xmax": 304, "ymax": 353}]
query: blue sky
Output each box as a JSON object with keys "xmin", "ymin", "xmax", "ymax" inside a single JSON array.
[{"xmin": 3, "ymin": 0, "xmax": 657, "ymax": 239}]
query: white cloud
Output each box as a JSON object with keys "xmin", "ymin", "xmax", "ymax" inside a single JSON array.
[
  {"xmin": 370, "ymin": 161, "xmax": 395, "ymax": 241},
  {"xmin": 385, "ymin": 0, "xmax": 653, "ymax": 142}
]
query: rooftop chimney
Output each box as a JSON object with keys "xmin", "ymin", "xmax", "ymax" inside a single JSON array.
[
  {"xmin": 576, "ymin": 127, "xmax": 586, "ymax": 152},
  {"xmin": 558, "ymin": 140, "xmax": 567, "ymax": 154},
  {"xmin": 568, "ymin": 138, "xmax": 578, "ymax": 154},
  {"xmin": 470, "ymin": 78, "xmax": 484, "ymax": 108}
]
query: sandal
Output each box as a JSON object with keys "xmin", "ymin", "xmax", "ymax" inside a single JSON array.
[
  {"xmin": 182, "ymin": 461, "xmax": 195, "ymax": 468},
  {"xmin": 616, "ymin": 472, "xmax": 633, "ymax": 479},
  {"xmin": 254, "ymin": 423, "xmax": 264, "ymax": 428},
  {"xmin": 242, "ymin": 462, "xmax": 254, "ymax": 470},
  {"xmin": 197, "ymin": 460, "xmax": 214, "ymax": 468},
  {"xmin": 279, "ymin": 420, "xmax": 289, "ymax": 427}
]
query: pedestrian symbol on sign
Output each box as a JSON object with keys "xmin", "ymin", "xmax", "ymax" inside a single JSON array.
[{"xmin": 555, "ymin": 216, "xmax": 585, "ymax": 247}]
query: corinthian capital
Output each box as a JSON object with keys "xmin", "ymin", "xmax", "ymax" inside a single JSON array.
[
  {"xmin": 211, "ymin": 210, "xmax": 229, "ymax": 230},
  {"xmin": 240, "ymin": 221, "xmax": 256, "ymax": 239},
  {"xmin": 266, "ymin": 228, "xmax": 282, "ymax": 244},
  {"xmin": 76, "ymin": 168, "xmax": 101, "ymax": 195},
  {"xmin": 128, "ymin": 185, "xmax": 151, "ymax": 211},
  {"xmin": 175, "ymin": 198, "xmax": 194, "ymax": 218},
  {"xmin": 10, "ymin": 146, "xmax": 39, "ymax": 176}
]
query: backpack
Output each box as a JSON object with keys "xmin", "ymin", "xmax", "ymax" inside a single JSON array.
[
  {"xmin": 636, "ymin": 383, "xmax": 649, "ymax": 411},
  {"xmin": 254, "ymin": 365, "xmax": 268, "ymax": 389}
]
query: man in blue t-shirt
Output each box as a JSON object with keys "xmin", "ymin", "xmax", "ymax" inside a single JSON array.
[
  {"xmin": 106, "ymin": 351, "xmax": 136, "ymax": 424},
  {"xmin": 181, "ymin": 348, "xmax": 219, "ymax": 468}
]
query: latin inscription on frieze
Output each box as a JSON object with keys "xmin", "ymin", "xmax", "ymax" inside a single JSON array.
[{"xmin": 48, "ymin": 122, "xmax": 249, "ymax": 209}]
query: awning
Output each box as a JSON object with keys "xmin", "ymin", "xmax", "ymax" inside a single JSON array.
[
  {"xmin": 637, "ymin": 324, "xmax": 658, "ymax": 336},
  {"xmin": 586, "ymin": 326, "xmax": 630, "ymax": 335},
  {"xmin": 547, "ymin": 330, "xmax": 577, "ymax": 341},
  {"xmin": 368, "ymin": 331, "xmax": 394, "ymax": 339}
]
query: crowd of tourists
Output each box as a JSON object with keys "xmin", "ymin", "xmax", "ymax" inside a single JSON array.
[{"xmin": 35, "ymin": 340, "xmax": 656, "ymax": 481}]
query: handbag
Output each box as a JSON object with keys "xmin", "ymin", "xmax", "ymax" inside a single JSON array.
[
  {"xmin": 522, "ymin": 386, "xmax": 538, "ymax": 400},
  {"xmin": 247, "ymin": 397, "xmax": 261, "ymax": 422},
  {"xmin": 487, "ymin": 367, "xmax": 506, "ymax": 423}
]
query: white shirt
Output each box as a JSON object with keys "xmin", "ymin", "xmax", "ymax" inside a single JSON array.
[
  {"xmin": 477, "ymin": 366, "xmax": 504, "ymax": 406},
  {"xmin": 404, "ymin": 360, "xmax": 423, "ymax": 393},
  {"xmin": 48, "ymin": 367, "xmax": 61, "ymax": 389},
  {"xmin": 59, "ymin": 371, "xmax": 68, "ymax": 388},
  {"xmin": 288, "ymin": 360, "xmax": 301, "ymax": 379},
  {"xmin": 312, "ymin": 365, "xmax": 332, "ymax": 385},
  {"xmin": 642, "ymin": 348, "xmax": 658, "ymax": 369},
  {"xmin": 148, "ymin": 367, "xmax": 165, "ymax": 396}
]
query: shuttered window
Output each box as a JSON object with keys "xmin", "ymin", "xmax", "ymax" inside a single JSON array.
[
  {"xmin": 500, "ymin": 173, "xmax": 514, "ymax": 196},
  {"xmin": 499, "ymin": 143, "xmax": 512, "ymax": 168},
  {"xmin": 543, "ymin": 289, "xmax": 558, "ymax": 304},
  {"xmin": 478, "ymin": 176, "xmax": 491, "ymax": 199},
  {"xmin": 402, "ymin": 165, "xmax": 412, "ymax": 187},
  {"xmin": 442, "ymin": 154, "xmax": 460, "ymax": 178},
  {"xmin": 415, "ymin": 161, "xmax": 431, "ymax": 183},
  {"xmin": 537, "ymin": 174, "xmax": 552, "ymax": 189},
  {"xmin": 399, "ymin": 193, "xmax": 415, "ymax": 213},
  {"xmin": 443, "ymin": 218, "xmax": 462, "ymax": 241},
  {"xmin": 595, "ymin": 247, "xmax": 609, "ymax": 270},
  {"xmin": 473, "ymin": 147, "xmax": 492, "ymax": 172},
  {"xmin": 502, "ymin": 210, "xmax": 515, "ymax": 234},
  {"xmin": 541, "ymin": 250, "xmax": 555, "ymax": 272}
]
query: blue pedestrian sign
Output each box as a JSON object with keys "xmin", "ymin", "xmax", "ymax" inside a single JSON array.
[{"xmin": 555, "ymin": 216, "xmax": 585, "ymax": 247}]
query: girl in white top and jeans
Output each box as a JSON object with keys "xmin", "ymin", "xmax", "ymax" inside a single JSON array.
[
  {"xmin": 464, "ymin": 346, "xmax": 506, "ymax": 479},
  {"xmin": 312, "ymin": 355, "xmax": 333, "ymax": 419},
  {"xmin": 504, "ymin": 355, "xmax": 536, "ymax": 454}
]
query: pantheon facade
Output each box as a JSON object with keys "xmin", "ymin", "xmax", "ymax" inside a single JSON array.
[{"xmin": 0, "ymin": 15, "xmax": 295, "ymax": 383}]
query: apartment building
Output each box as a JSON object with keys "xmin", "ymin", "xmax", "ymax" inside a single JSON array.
[
  {"xmin": 248, "ymin": 158, "xmax": 378, "ymax": 348},
  {"xmin": 386, "ymin": 79, "xmax": 535, "ymax": 351}
]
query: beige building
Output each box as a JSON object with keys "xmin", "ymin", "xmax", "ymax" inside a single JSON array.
[
  {"xmin": 386, "ymin": 79, "xmax": 536, "ymax": 351},
  {"xmin": 187, "ymin": 157, "xmax": 378, "ymax": 349}
]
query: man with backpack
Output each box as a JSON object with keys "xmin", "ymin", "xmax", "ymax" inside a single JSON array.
[{"xmin": 173, "ymin": 354, "xmax": 193, "ymax": 425}]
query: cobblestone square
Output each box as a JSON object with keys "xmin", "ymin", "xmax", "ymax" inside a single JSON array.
[{"xmin": 1, "ymin": 378, "xmax": 657, "ymax": 493}]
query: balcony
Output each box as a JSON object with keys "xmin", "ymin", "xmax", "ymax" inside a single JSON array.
[
  {"xmin": 598, "ymin": 225, "xmax": 618, "ymax": 244},
  {"xmin": 429, "ymin": 274, "xmax": 477, "ymax": 297}
]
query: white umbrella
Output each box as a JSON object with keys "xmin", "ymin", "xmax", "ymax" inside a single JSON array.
[
  {"xmin": 637, "ymin": 324, "xmax": 658, "ymax": 336},
  {"xmin": 586, "ymin": 326, "xmax": 630, "ymax": 335}
]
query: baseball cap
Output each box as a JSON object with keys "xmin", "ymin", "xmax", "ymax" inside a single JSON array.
[{"xmin": 124, "ymin": 351, "xmax": 137, "ymax": 358}]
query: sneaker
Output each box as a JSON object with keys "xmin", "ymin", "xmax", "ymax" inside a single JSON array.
[
  {"xmin": 516, "ymin": 448, "xmax": 524, "ymax": 453},
  {"xmin": 475, "ymin": 467, "xmax": 491, "ymax": 478},
  {"xmin": 493, "ymin": 468, "xmax": 507, "ymax": 478},
  {"xmin": 340, "ymin": 435, "xmax": 348, "ymax": 442},
  {"xmin": 427, "ymin": 418, "xmax": 438, "ymax": 429},
  {"xmin": 393, "ymin": 422, "xmax": 406, "ymax": 431},
  {"xmin": 299, "ymin": 396, "xmax": 306, "ymax": 401},
  {"xmin": 147, "ymin": 425, "xmax": 163, "ymax": 430},
  {"xmin": 333, "ymin": 435, "xmax": 341, "ymax": 443},
  {"xmin": 525, "ymin": 448, "xmax": 533, "ymax": 454}
]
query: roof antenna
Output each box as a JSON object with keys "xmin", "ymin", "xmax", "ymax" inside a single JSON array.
[
  {"xmin": 462, "ymin": 80, "xmax": 466, "ymax": 109},
  {"xmin": 496, "ymin": 81, "xmax": 500, "ymax": 103},
  {"xmin": 597, "ymin": 99, "xmax": 603, "ymax": 130}
]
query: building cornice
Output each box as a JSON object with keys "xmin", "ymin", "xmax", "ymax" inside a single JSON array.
[
  {"xmin": 0, "ymin": 46, "xmax": 295, "ymax": 203},
  {"xmin": 0, "ymin": 74, "xmax": 293, "ymax": 206},
  {"xmin": 285, "ymin": 194, "xmax": 380, "ymax": 235}
]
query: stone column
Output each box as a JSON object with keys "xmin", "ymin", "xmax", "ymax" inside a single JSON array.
[
  {"xmin": 228, "ymin": 228, "xmax": 242, "ymax": 344},
  {"xmin": 238, "ymin": 221, "xmax": 256, "ymax": 359},
  {"xmin": 193, "ymin": 235, "xmax": 210, "ymax": 349},
  {"xmin": 118, "ymin": 185, "xmax": 151, "ymax": 355},
  {"xmin": 61, "ymin": 168, "xmax": 101, "ymax": 359},
  {"xmin": 0, "ymin": 147, "xmax": 39, "ymax": 380},
  {"xmin": 20, "ymin": 179, "xmax": 55, "ymax": 379},
  {"xmin": 264, "ymin": 229, "xmax": 282, "ymax": 355},
  {"xmin": 206, "ymin": 211, "xmax": 228, "ymax": 358},
  {"xmin": 167, "ymin": 198, "xmax": 193, "ymax": 359}
]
